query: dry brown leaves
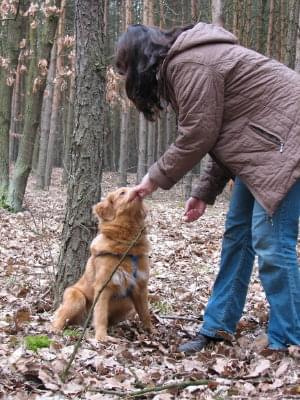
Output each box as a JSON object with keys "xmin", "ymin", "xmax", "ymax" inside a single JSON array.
[{"xmin": 0, "ymin": 169, "xmax": 299, "ymax": 399}]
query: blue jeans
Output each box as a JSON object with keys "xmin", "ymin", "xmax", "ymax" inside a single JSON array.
[{"xmin": 199, "ymin": 177, "xmax": 300, "ymax": 349}]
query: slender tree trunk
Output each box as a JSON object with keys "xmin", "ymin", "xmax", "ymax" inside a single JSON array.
[
  {"xmin": 295, "ymin": 4, "xmax": 300, "ymax": 73},
  {"xmin": 0, "ymin": 70, "xmax": 11, "ymax": 200},
  {"xmin": 184, "ymin": 171, "xmax": 193, "ymax": 200},
  {"xmin": 36, "ymin": 42, "xmax": 57, "ymax": 189},
  {"xmin": 136, "ymin": 0, "xmax": 155, "ymax": 183},
  {"xmin": 266, "ymin": 0, "xmax": 274, "ymax": 57},
  {"xmin": 7, "ymin": 4, "xmax": 61, "ymax": 211},
  {"xmin": 136, "ymin": 113, "xmax": 147, "ymax": 183},
  {"xmin": 211, "ymin": 0, "xmax": 224, "ymax": 26},
  {"xmin": 118, "ymin": 104, "xmax": 130, "ymax": 185},
  {"xmin": 191, "ymin": 0, "xmax": 198, "ymax": 23},
  {"xmin": 62, "ymin": 71, "xmax": 75, "ymax": 184},
  {"xmin": 55, "ymin": 0, "xmax": 106, "ymax": 299},
  {"xmin": 280, "ymin": 0, "xmax": 287, "ymax": 62},
  {"xmin": 0, "ymin": 10, "xmax": 24, "ymax": 200},
  {"xmin": 118, "ymin": 0, "xmax": 132, "ymax": 186},
  {"xmin": 166, "ymin": 107, "xmax": 173, "ymax": 147},
  {"xmin": 284, "ymin": 0, "xmax": 300, "ymax": 68},
  {"xmin": 147, "ymin": 121, "xmax": 155, "ymax": 168},
  {"xmin": 9, "ymin": 49, "xmax": 25, "ymax": 164},
  {"xmin": 233, "ymin": 0, "xmax": 240, "ymax": 37},
  {"xmin": 44, "ymin": 0, "xmax": 66, "ymax": 188},
  {"xmin": 157, "ymin": 116, "xmax": 164, "ymax": 158}
]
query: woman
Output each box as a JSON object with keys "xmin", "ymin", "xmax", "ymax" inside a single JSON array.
[{"xmin": 115, "ymin": 23, "xmax": 300, "ymax": 353}]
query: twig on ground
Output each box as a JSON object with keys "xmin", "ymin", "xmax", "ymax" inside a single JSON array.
[
  {"xmin": 88, "ymin": 379, "xmax": 210, "ymax": 398},
  {"xmin": 60, "ymin": 226, "xmax": 146, "ymax": 382},
  {"xmin": 158, "ymin": 314, "xmax": 202, "ymax": 322}
]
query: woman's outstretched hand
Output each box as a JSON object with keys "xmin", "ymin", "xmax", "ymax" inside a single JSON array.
[
  {"xmin": 132, "ymin": 173, "xmax": 159, "ymax": 199},
  {"xmin": 184, "ymin": 197, "xmax": 207, "ymax": 222}
]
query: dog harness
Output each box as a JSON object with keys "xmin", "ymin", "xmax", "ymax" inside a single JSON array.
[{"xmin": 95, "ymin": 252, "xmax": 139, "ymax": 299}]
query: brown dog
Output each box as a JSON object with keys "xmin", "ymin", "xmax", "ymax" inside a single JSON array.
[{"xmin": 52, "ymin": 187, "xmax": 152, "ymax": 341}]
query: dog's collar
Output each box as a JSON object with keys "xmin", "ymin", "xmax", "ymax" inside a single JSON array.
[{"xmin": 95, "ymin": 251, "xmax": 136, "ymax": 258}]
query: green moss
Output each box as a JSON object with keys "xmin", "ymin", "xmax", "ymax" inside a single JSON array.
[
  {"xmin": 63, "ymin": 328, "xmax": 81, "ymax": 337},
  {"xmin": 152, "ymin": 300, "xmax": 173, "ymax": 314},
  {"xmin": 0, "ymin": 195, "xmax": 13, "ymax": 211},
  {"xmin": 25, "ymin": 335, "xmax": 52, "ymax": 352}
]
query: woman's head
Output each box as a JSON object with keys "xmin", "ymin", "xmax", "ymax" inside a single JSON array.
[{"xmin": 115, "ymin": 24, "xmax": 193, "ymax": 121}]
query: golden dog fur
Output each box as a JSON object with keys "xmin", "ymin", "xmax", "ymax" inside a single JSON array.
[{"xmin": 52, "ymin": 187, "xmax": 152, "ymax": 341}]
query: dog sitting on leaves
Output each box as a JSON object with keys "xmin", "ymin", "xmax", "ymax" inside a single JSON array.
[{"xmin": 52, "ymin": 187, "xmax": 152, "ymax": 341}]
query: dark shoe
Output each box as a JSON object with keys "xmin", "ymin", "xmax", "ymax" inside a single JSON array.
[{"xmin": 179, "ymin": 333, "xmax": 220, "ymax": 354}]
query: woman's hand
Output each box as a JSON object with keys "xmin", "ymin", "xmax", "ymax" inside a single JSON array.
[
  {"xmin": 183, "ymin": 197, "xmax": 207, "ymax": 222},
  {"xmin": 132, "ymin": 173, "xmax": 158, "ymax": 199}
]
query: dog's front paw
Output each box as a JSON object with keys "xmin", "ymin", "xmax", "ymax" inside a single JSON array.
[
  {"xmin": 142, "ymin": 319, "xmax": 153, "ymax": 333},
  {"xmin": 51, "ymin": 319, "xmax": 65, "ymax": 334},
  {"xmin": 95, "ymin": 332, "xmax": 119, "ymax": 343}
]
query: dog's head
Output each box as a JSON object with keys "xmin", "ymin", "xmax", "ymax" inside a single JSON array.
[{"xmin": 93, "ymin": 187, "xmax": 147, "ymax": 223}]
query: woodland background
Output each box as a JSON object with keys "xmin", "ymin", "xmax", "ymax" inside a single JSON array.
[{"xmin": 0, "ymin": 0, "xmax": 300, "ymax": 399}]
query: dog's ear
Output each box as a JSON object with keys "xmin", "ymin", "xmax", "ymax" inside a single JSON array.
[{"xmin": 93, "ymin": 199, "xmax": 115, "ymax": 221}]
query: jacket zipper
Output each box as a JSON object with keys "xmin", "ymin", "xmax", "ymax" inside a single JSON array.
[{"xmin": 249, "ymin": 123, "xmax": 284, "ymax": 153}]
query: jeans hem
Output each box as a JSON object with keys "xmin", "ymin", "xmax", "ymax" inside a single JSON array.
[{"xmin": 198, "ymin": 326, "xmax": 233, "ymax": 339}]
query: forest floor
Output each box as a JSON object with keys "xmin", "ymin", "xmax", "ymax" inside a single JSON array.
[{"xmin": 0, "ymin": 169, "xmax": 300, "ymax": 400}]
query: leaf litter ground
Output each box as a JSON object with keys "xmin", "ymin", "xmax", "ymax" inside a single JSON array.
[{"xmin": 0, "ymin": 169, "xmax": 299, "ymax": 400}]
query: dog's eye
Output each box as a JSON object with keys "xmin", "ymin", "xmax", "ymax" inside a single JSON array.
[{"xmin": 119, "ymin": 191, "xmax": 126, "ymax": 196}]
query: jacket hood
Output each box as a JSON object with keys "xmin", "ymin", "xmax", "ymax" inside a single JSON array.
[{"xmin": 168, "ymin": 23, "xmax": 238, "ymax": 58}]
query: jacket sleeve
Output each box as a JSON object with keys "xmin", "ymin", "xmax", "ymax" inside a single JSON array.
[
  {"xmin": 191, "ymin": 156, "xmax": 232, "ymax": 204},
  {"xmin": 148, "ymin": 61, "xmax": 224, "ymax": 189}
]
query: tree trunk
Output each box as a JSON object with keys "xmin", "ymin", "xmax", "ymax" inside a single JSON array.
[
  {"xmin": 266, "ymin": 0, "xmax": 274, "ymax": 57},
  {"xmin": 191, "ymin": 0, "xmax": 198, "ymax": 23},
  {"xmin": 135, "ymin": 0, "xmax": 155, "ymax": 183},
  {"xmin": 166, "ymin": 107, "xmax": 173, "ymax": 147},
  {"xmin": 184, "ymin": 171, "xmax": 193, "ymax": 200},
  {"xmin": 9, "ymin": 49, "xmax": 25, "ymax": 164},
  {"xmin": 118, "ymin": 105, "xmax": 130, "ymax": 186},
  {"xmin": 284, "ymin": 0, "xmax": 300, "ymax": 68},
  {"xmin": 62, "ymin": 71, "xmax": 75, "ymax": 184},
  {"xmin": 0, "ymin": 69, "xmax": 11, "ymax": 200},
  {"xmin": 55, "ymin": 0, "xmax": 106, "ymax": 300},
  {"xmin": 44, "ymin": 0, "xmax": 66, "ymax": 188},
  {"xmin": 36, "ymin": 42, "xmax": 57, "ymax": 189},
  {"xmin": 147, "ymin": 121, "xmax": 155, "ymax": 168},
  {"xmin": 118, "ymin": 0, "xmax": 132, "ymax": 186},
  {"xmin": 7, "ymin": 4, "xmax": 61, "ymax": 211},
  {"xmin": 156, "ymin": 116, "xmax": 164, "ymax": 158},
  {"xmin": 295, "ymin": 4, "xmax": 300, "ymax": 73},
  {"xmin": 211, "ymin": 0, "xmax": 224, "ymax": 26},
  {"xmin": 136, "ymin": 113, "xmax": 147, "ymax": 183},
  {"xmin": 0, "ymin": 9, "xmax": 24, "ymax": 200}
]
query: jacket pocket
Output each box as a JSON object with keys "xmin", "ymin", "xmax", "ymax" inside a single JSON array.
[{"xmin": 249, "ymin": 122, "xmax": 284, "ymax": 153}]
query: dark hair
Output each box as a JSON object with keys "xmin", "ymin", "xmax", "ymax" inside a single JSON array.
[{"xmin": 115, "ymin": 24, "xmax": 193, "ymax": 121}]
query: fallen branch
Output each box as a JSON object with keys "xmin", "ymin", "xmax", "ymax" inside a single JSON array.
[
  {"xmin": 88, "ymin": 379, "xmax": 210, "ymax": 398},
  {"xmin": 60, "ymin": 226, "xmax": 146, "ymax": 382},
  {"xmin": 158, "ymin": 314, "xmax": 202, "ymax": 322}
]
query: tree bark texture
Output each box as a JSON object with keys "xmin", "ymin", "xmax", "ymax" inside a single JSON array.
[
  {"xmin": 45, "ymin": 0, "xmax": 66, "ymax": 188},
  {"xmin": 118, "ymin": 105, "xmax": 130, "ymax": 186},
  {"xmin": 36, "ymin": 42, "xmax": 57, "ymax": 189},
  {"xmin": 0, "ymin": 12, "xmax": 24, "ymax": 199},
  {"xmin": 62, "ymin": 71, "xmax": 75, "ymax": 184},
  {"xmin": 55, "ymin": 0, "xmax": 105, "ymax": 300},
  {"xmin": 284, "ymin": 0, "xmax": 300, "ymax": 68},
  {"xmin": 136, "ymin": 113, "xmax": 147, "ymax": 183},
  {"xmin": 211, "ymin": 0, "xmax": 224, "ymax": 26},
  {"xmin": 295, "ymin": 3, "xmax": 300, "ymax": 73},
  {"xmin": 118, "ymin": 0, "xmax": 132, "ymax": 186},
  {"xmin": 7, "ymin": 3, "xmax": 61, "ymax": 211}
]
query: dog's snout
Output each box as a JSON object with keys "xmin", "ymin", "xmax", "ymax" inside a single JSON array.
[{"xmin": 128, "ymin": 189, "xmax": 139, "ymax": 202}]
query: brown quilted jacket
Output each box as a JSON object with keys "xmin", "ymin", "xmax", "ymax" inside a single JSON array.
[{"xmin": 148, "ymin": 23, "xmax": 300, "ymax": 215}]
